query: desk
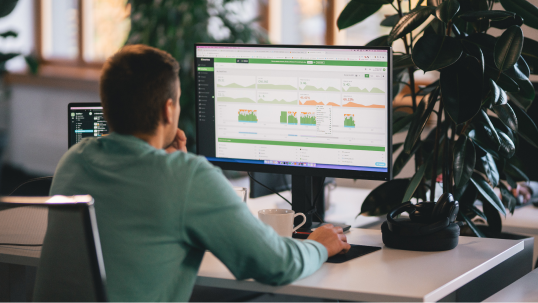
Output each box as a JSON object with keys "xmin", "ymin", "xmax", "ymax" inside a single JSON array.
[
  {"xmin": 0, "ymin": 188, "xmax": 530, "ymax": 302},
  {"xmin": 501, "ymin": 203, "xmax": 538, "ymax": 266},
  {"xmin": 197, "ymin": 228, "xmax": 524, "ymax": 302},
  {"xmin": 484, "ymin": 268, "xmax": 538, "ymax": 302}
]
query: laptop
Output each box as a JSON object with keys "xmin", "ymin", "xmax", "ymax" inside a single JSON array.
[{"xmin": 68, "ymin": 103, "xmax": 109, "ymax": 148}]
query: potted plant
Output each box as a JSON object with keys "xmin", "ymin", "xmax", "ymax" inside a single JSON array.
[
  {"xmin": 337, "ymin": 0, "xmax": 538, "ymax": 237},
  {"xmin": 126, "ymin": 0, "xmax": 268, "ymax": 152}
]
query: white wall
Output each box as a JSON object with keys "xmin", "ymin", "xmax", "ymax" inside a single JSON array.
[{"xmin": 5, "ymin": 85, "xmax": 99, "ymax": 175}]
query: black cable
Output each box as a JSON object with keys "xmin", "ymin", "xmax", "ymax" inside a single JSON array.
[
  {"xmin": 248, "ymin": 172, "xmax": 292, "ymax": 206},
  {"xmin": 7, "ymin": 176, "xmax": 53, "ymax": 196},
  {"xmin": 0, "ymin": 243, "xmax": 42, "ymax": 246}
]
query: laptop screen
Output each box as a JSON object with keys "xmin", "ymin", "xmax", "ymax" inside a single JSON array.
[{"xmin": 68, "ymin": 103, "xmax": 110, "ymax": 148}]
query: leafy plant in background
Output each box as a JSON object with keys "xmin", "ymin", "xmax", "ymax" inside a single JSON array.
[
  {"xmin": 338, "ymin": 0, "xmax": 538, "ymax": 237},
  {"xmin": 0, "ymin": 0, "xmax": 39, "ymax": 184},
  {"xmin": 126, "ymin": 0, "xmax": 268, "ymax": 151}
]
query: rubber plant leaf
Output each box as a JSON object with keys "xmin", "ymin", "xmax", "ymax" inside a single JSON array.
[
  {"xmin": 388, "ymin": 6, "xmax": 436, "ymax": 44},
  {"xmin": 494, "ymin": 25, "xmax": 524, "ymax": 72},
  {"xmin": 500, "ymin": 0, "xmax": 538, "ymax": 29},
  {"xmin": 412, "ymin": 34, "xmax": 463, "ymax": 72}
]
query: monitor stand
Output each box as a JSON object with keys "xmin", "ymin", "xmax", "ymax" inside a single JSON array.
[{"xmin": 291, "ymin": 175, "xmax": 351, "ymax": 232}]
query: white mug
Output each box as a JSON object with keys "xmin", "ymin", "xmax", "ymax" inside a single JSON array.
[{"xmin": 258, "ymin": 209, "xmax": 307, "ymax": 237}]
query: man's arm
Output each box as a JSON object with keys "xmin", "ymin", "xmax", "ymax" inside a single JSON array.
[{"xmin": 181, "ymin": 159, "xmax": 348, "ymax": 285}]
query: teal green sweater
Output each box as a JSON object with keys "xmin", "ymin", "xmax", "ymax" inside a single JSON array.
[{"xmin": 50, "ymin": 133, "xmax": 327, "ymax": 302}]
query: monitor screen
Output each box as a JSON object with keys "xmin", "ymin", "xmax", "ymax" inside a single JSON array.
[
  {"xmin": 68, "ymin": 103, "xmax": 109, "ymax": 148},
  {"xmin": 195, "ymin": 44, "xmax": 392, "ymax": 181}
]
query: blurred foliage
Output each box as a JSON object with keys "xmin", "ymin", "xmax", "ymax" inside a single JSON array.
[{"xmin": 126, "ymin": 0, "xmax": 268, "ymax": 151}]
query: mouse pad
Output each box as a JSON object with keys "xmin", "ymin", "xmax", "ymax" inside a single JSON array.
[{"xmin": 326, "ymin": 244, "xmax": 381, "ymax": 263}]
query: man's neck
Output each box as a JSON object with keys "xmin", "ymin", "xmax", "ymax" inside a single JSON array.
[{"xmin": 132, "ymin": 126, "xmax": 167, "ymax": 150}]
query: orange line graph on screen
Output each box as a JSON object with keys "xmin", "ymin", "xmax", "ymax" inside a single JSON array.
[
  {"xmin": 341, "ymin": 96, "xmax": 386, "ymax": 108},
  {"xmin": 298, "ymin": 93, "xmax": 341, "ymax": 106}
]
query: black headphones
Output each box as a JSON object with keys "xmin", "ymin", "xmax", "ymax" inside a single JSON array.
[{"xmin": 382, "ymin": 193, "xmax": 460, "ymax": 251}]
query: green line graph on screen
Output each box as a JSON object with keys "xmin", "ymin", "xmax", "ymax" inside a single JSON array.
[
  {"xmin": 217, "ymin": 90, "xmax": 256, "ymax": 103},
  {"xmin": 216, "ymin": 75, "xmax": 256, "ymax": 89},
  {"xmin": 258, "ymin": 91, "xmax": 298, "ymax": 105},
  {"xmin": 299, "ymin": 78, "xmax": 340, "ymax": 92},
  {"xmin": 342, "ymin": 79, "xmax": 386, "ymax": 93}
]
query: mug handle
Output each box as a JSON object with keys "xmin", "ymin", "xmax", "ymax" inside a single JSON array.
[{"xmin": 292, "ymin": 213, "xmax": 307, "ymax": 232}]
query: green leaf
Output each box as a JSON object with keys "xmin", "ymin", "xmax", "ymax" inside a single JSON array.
[
  {"xmin": 402, "ymin": 154, "xmax": 432, "ymax": 202},
  {"xmin": 484, "ymin": 65, "xmax": 519, "ymax": 93},
  {"xmin": 491, "ymin": 15, "xmax": 525, "ymax": 29},
  {"xmin": 360, "ymin": 179, "xmax": 411, "ymax": 216},
  {"xmin": 337, "ymin": 1, "xmax": 383, "ymax": 30},
  {"xmin": 492, "ymin": 103, "xmax": 518, "ymax": 133},
  {"xmin": 394, "ymin": 54, "xmax": 415, "ymax": 69},
  {"xmin": 436, "ymin": 0, "xmax": 460, "ymax": 22},
  {"xmin": 481, "ymin": 153, "xmax": 500, "ymax": 187},
  {"xmin": 483, "ymin": 79, "xmax": 508, "ymax": 108},
  {"xmin": 441, "ymin": 57, "xmax": 483, "ymax": 124},
  {"xmin": 460, "ymin": 212, "xmax": 486, "ymax": 237},
  {"xmin": 424, "ymin": 18, "xmax": 445, "ymax": 36},
  {"xmin": 505, "ymin": 162, "xmax": 529, "ymax": 182},
  {"xmin": 0, "ymin": 30, "xmax": 17, "ymax": 38},
  {"xmin": 500, "ymin": 0, "xmax": 538, "ymax": 29},
  {"xmin": 393, "ymin": 142, "xmax": 404, "ymax": 152},
  {"xmin": 393, "ymin": 111, "xmax": 413, "ymax": 134},
  {"xmin": 388, "ymin": 6, "xmax": 436, "ymax": 44},
  {"xmin": 403, "ymin": 87, "xmax": 439, "ymax": 154},
  {"xmin": 517, "ymin": 56, "xmax": 530, "ymax": 78},
  {"xmin": 494, "ymin": 25, "xmax": 524, "ymax": 72},
  {"xmin": 505, "ymin": 61, "xmax": 536, "ymax": 104},
  {"xmin": 366, "ymin": 35, "xmax": 389, "ymax": 46},
  {"xmin": 482, "ymin": 197, "xmax": 502, "ymax": 237},
  {"xmin": 522, "ymin": 37, "xmax": 538, "ymax": 60},
  {"xmin": 461, "ymin": 40, "xmax": 485, "ymax": 74},
  {"xmin": 499, "ymin": 183, "xmax": 517, "ymax": 214},
  {"xmin": 0, "ymin": 52, "xmax": 19, "ymax": 63},
  {"xmin": 453, "ymin": 135, "xmax": 476, "ymax": 189},
  {"xmin": 0, "ymin": 0, "xmax": 18, "ymax": 18},
  {"xmin": 480, "ymin": 110, "xmax": 500, "ymax": 147},
  {"xmin": 459, "ymin": 10, "xmax": 515, "ymax": 22},
  {"xmin": 393, "ymin": 141, "xmax": 422, "ymax": 176},
  {"xmin": 498, "ymin": 130, "xmax": 516, "ymax": 158},
  {"xmin": 510, "ymin": 102, "xmax": 538, "ymax": 148},
  {"xmin": 381, "ymin": 14, "xmax": 404, "ymax": 27},
  {"xmin": 24, "ymin": 55, "xmax": 39, "ymax": 75},
  {"xmin": 471, "ymin": 177, "xmax": 506, "ymax": 216},
  {"xmin": 412, "ymin": 35, "xmax": 463, "ymax": 72},
  {"xmin": 463, "ymin": 204, "xmax": 488, "ymax": 221}
]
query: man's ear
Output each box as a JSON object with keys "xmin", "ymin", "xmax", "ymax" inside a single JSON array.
[{"xmin": 163, "ymin": 98, "xmax": 174, "ymax": 124}]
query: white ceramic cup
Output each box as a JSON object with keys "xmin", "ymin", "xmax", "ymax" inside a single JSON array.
[{"xmin": 258, "ymin": 209, "xmax": 307, "ymax": 237}]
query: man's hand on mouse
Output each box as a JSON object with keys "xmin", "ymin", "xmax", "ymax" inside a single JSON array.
[{"xmin": 307, "ymin": 224, "xmax": 351, "ymax": 257}]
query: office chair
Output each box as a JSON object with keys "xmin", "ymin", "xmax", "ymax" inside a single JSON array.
[
  {"xmin": 0, "ymin": 195, "xmax": 108, "ymax": 302},
  {"xmin": 8, "ymin": 176, "xmax": 53, "ymax": 196}
]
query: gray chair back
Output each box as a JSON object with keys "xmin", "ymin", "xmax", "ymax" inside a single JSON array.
[{"xmin": 0, "ymin": 195, "xmax": 107, "ymax": 302}]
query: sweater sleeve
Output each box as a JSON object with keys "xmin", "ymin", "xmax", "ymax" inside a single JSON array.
[{"xmin": 181, "ymin": 159, "xmax": 328, "ymax": 285}]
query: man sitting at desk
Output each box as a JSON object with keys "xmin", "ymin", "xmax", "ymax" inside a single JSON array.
[{"xmin": 46, "ymin": 45, "xmax": 350, "ymax": 302}]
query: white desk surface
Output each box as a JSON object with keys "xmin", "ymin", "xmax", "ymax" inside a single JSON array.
[
  {"xmin": 197, "ymin": 228, "xmax": 524, "ymax": 302},
  {"xmin": 244, "ymin": 186, "xmax": 383, "ymax": 228},
  {"xmin": 484, "ymin": 268, "xmax": 538, "ymax": 302}
]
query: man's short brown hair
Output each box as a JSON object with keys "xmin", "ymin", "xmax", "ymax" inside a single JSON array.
[{"xmin": 100, "ymin": 44, "xmax": 180, "ymax": 135}]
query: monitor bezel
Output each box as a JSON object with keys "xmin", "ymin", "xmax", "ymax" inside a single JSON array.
[
  {"xmin": 195, "ymin": 43, "xmax": 392, "ymax": 181},
  {"xmin": 68, "ymin": 102, "xmax": 103, "ymax": 149}
]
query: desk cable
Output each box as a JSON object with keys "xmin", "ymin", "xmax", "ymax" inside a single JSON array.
[{"xmin": 248, "ymin": 172, "xmax": 325, "ymax": 223}]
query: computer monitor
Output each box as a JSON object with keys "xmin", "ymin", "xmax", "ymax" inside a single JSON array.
[
  {"xmin": 195, "ymin": 43, "xmax": 393, "ymax": 229},
  {"xmin": 68, "ymin": 103, "xmax": 109, "ymax": 148}
]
